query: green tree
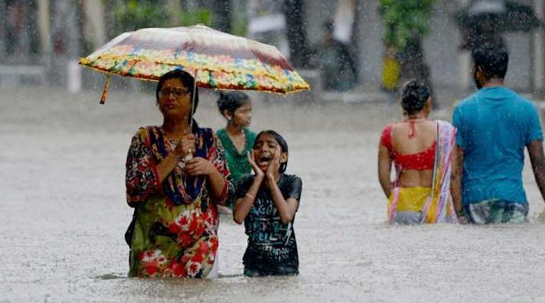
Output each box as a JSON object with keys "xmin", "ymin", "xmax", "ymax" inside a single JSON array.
[
  {"xmin": 379, "ymin": 0, "xmax": 435, "ymax": 49},
  {"xmin": 379, "ymin": 0, "xmax": 436, "ymax": 99},
  {"xmin": 112, "ymin": 0, "xmax": 212, "ymax": 35}
]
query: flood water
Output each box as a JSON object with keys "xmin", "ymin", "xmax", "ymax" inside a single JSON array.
[{"xmin": 2, "ymin": 86, "xmax": 545, "ymax": 302}]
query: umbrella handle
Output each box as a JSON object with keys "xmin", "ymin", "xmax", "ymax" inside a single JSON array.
[
  {"xmin": 184, "ymin": 147, "xmax": 193, "ymax": 162},
  {"xmin": 189, "ymin": 69, "xmax": 198, "ymax": 131},
  {"xmin": 99, "ymin": 75, "xmax": 111, "ymax": 104},
  {"xmin": 179, "ymin": 150, "xmax": 193, "ymax": 169},
  {"xmin": 187, "ymin": 68, "xmax": 197, "ymax": 163}
]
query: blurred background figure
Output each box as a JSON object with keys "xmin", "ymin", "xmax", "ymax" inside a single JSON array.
[
  {"xmin": 378, "ymin": 0, "xmax": 436, "ymax": 107},
  {"xmin": 316, "ymin": 20, "xmax": 358, "ymax": 92},
  {"xmin": 398, "ymin": 30, "xmax": 435, "ymax": 108},
  {"xmin": 456, "ymin": 0, "xmax": 541, "ymax": 54},
  {"xmin": 381, "ymin": 43, "xmax": 400, "ymax": 92},
  {"xmin": 1, "ymin": 0, "xmax": 544, "ymax": 100}
]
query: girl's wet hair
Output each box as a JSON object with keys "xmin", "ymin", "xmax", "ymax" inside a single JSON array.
[
  {"xmin": 216, "ymin": 91, "xmax": 250, "ymax": 115},
  {"xmin": 400, "ymin": 80, "xmax": 430, "ymax": 116},
  {"xmin": 254, "ymin": 130, "xmax": 289, "ymax": 173},
  {"xmin": 156, "ymin": 69, "xmax": 199, "ymax": 112}
]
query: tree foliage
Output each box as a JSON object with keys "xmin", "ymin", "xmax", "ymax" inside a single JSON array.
[
  {"xmin": 113, "ymin": 0, "xmax": 212, "ymax": 34},
  {"xmin": 379, "ymin": 0, "xmax": 435, "ymax": 49}
]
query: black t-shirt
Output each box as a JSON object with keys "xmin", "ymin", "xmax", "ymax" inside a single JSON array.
[{"xmin": 235, "ymin": 173, "xmax": 303, "ymax": 276}]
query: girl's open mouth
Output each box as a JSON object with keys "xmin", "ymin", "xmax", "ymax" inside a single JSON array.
[{"xmin": 257, "ymin": 154, "xmax": 271, "ymax": 168}]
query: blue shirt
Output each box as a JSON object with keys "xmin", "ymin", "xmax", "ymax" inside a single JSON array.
[{"xmin": 452, "ymin": 86, "xmax": 543, "ymax": 205}]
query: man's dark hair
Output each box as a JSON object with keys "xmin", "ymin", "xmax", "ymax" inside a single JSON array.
[{"xmin": 472, "ymin": 43, "xmax": 509, "ymax": 80}]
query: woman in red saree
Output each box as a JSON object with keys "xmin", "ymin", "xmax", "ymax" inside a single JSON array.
[{"xmin": 378, "ymin": 80, "xmax": 462, "ymax": 224}]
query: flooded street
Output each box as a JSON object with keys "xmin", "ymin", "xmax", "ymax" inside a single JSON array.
[{"xmin": 2, "ymin": 86, "xmax": 545, "ymax": 302}]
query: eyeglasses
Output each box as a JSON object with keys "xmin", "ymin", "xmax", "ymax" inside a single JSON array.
[{"xmin": 159, "ymin": 88, "xmax": 189, "ymax": 99}]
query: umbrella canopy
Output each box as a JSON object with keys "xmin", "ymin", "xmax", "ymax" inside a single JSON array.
[
  {"xmin": 79, "ymin": 24, "xmax": 310, "ymax": 95},
  {"xmin": 454, "ymin": 0, "xmax": 542, "ymax": 33}
]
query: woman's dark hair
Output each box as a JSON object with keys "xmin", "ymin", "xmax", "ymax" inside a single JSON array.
[
  {"xmin": 156, "ymin": 69, "xmax": 199, "ymax": 112},
  {"xmin": 400, "ymin": 80, "xmax": 430, "ymax": 116},
  {"xmin": 216, "ymin": 91, "xmax": 250, "ymax": 115},
  {"xmin": 254, "ymin": 130, "xmax": 289, "ymax": 173},
  {"xmin": 472, "ymin": 43, "xmax": 509, "ymax": 80}
]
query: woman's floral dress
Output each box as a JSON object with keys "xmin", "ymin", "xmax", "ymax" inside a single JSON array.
[{"xmin": 125, "ymin": 125, "xmax": 232, "ymax": 278}]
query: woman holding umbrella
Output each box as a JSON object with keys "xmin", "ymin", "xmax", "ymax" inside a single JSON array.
[{"xmin": 125, "ymin": 69, "xmax": 232, "ymax": 278}]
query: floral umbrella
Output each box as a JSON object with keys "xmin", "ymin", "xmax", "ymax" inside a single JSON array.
[{"xmin": 79, "ymin": 24, "xmax": 310, "ymax": 104}]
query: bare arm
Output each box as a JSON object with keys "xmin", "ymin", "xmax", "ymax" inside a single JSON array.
[
  {"xmin": 233, "ymin": 176, "xmax": 263, "ymax": 224},
  {"xmin": 185, "ymin": 157, "xmax": 226, "ymax": 200},
  {"xmin": 266, "ymin": 175, "xmax": 299, "ymax": 224},
  {"xmin": 156, "ymin": 153, "xmax": 183, "ymax": 183},
  {"xmin": 450, "ymin": 145, "xmax": 464, "ymax": 216},
  {"xmin": 527, "ymin": 140, "xmax": 545, "ymax": 202},
  {"xmin": 265, "ymin": 151, "xmax": 298, "ymax": 224},
  {"xmin": 183, "ymin": 132, "xmax": 234, "ymax": 202},
  {"xmin": 378, "ymin": 145, "xmax": 393, "ymax": 198},
  {"xmin": 233, "ymin": 152, "xmax": 264, "ymax": 224},
  {"xmin": 156, "ymin": 134, "xmax": 195, "ymax": 183},
  {"xmin": 127, "ymin": 129, "xmax": 197, "ymax": 206}
]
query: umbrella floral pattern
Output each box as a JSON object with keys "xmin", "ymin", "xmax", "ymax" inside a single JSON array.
[{"xmin": 79, "ymin": 24, "xmax": 310, "ymax": 94}]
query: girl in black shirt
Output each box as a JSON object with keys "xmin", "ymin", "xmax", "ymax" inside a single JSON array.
[{"xmin": 233, "ymin": 130, "xmax": 303, "ymax": 276}]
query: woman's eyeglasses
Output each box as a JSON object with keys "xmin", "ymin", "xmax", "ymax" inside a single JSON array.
[{"xmin": 159, "ymin": 88, "xmax": 189, "ymax": 99}]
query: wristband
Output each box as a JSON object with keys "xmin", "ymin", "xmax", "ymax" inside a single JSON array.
[{"xmin": 245, "ymin": 193, "xmax": 255, "ymax": 200}]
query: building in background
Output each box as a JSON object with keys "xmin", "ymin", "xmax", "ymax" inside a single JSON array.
[{"xmin": 0, "ymin": 0, "xmax": 543, "ymax": 97}]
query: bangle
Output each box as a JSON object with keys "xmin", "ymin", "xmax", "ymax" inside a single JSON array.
[{"xmin": 245, "ymin": 193, "xmax": 255, "ymax": 200}]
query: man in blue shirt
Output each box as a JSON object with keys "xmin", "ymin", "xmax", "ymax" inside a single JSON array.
[{"xmin": 452, "ymin": 43, "xmax": 545, "ymax": 224}]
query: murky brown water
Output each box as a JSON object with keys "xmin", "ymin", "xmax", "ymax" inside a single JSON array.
[{"xmin": 2, "ymin": 87, "xmax": 545, "ymax": 302}]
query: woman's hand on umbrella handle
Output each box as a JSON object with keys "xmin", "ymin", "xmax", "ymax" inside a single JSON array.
[
  {"xmin": 247, "ymin": 150, "xmax": 264, "ymax": 179},
  {"xmin": 175, "ymin": 133, "xmax": 196, "ymax": 159},
  {"xmin": 184, "ymin": 157, "xmax": 214, "ymax": 176}
]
